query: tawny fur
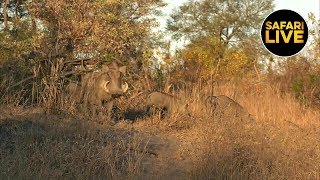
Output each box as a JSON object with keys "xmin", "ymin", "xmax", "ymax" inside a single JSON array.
[
  {"xmin": 205, "ymin": 95, "xmax": 255, "ymax": 123},
  {"xmin": 146, "ymin": 91, "xmax": 188, "ymax": 116}
]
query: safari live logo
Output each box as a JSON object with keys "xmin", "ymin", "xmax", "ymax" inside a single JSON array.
[{"xmin": 261, "ymin": 9, "xmax": 308, "ymax": 57}]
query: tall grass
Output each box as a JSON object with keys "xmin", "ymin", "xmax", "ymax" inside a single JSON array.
[
  {"xmin": 0, "ymin": 117, "xmax": 145, "ymax": 179},
  {"xmin": 188, "ymin": 80, "xmax": 320, "ymax": 179},
  {"xmin": 1, "ymin": 79, "xmax": 320, "ymax": 179}
]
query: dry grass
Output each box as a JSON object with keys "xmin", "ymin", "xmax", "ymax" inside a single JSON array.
[
  {"xmin": 1, "ymin": 80, "xmax": 320, "ymax": 179},
  {"xmin": 0, "ymin": 113, "xmax": 146, "ymax": 179},
  {"xmin": 187, "ymin": 81, "xmax": 320, "ymax": 179}
]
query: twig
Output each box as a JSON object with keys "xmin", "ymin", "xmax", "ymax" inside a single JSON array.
[
  {"xmin": 5, "ymin": 75, "xmax": 35, "ymax": 91},
  {"xmin": 128, "ymin": 91, "xmax": 144, "ymax": 101}
]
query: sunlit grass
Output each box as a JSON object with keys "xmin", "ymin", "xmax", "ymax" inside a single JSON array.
[{"xmin": 1, "ymin": 80, "xmax": 320, "ymax": 179}]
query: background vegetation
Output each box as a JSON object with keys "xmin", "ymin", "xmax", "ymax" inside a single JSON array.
[{"xmin": 0, "ymin": 0, "xmax": 320, "ymax": 179}]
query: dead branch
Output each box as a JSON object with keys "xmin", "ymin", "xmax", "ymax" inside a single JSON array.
[{"xmin": 5, "ymin": 75, "xmax": 36, "ymax": 91}]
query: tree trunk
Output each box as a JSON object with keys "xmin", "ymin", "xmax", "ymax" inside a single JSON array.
[{"xmin": 2, "ymin": 0, "xmax": 9, "ymax": 30}]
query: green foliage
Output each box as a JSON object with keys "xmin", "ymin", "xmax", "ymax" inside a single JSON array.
[
  {"xmin": 0, "ymin": 0, "xmax": 166, "ymax": 107},
  {"xmin": 268, "ymin": 55, "xmax": 320, "ymax": 107},
  {"xmin": 0, "ymin": 12, "xmax": 39, "ymax": 104},
  {"xmin": 291, "ymin": 79, "xmax": 304, "ymax": 96},
  {"xmin": 167, "ymin": 0, "xmax": 274, "ymax": 43},
  {"xmin": 166, "ymin": 0, "xmax": 274, "ymax": 80},
  {"xmin": 309, "ymin": 74, "xmax": 320, "ymax": 86},
  {"xmin": 154, "ymin": 67, "xmax": 165, "ymax": 91}
]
